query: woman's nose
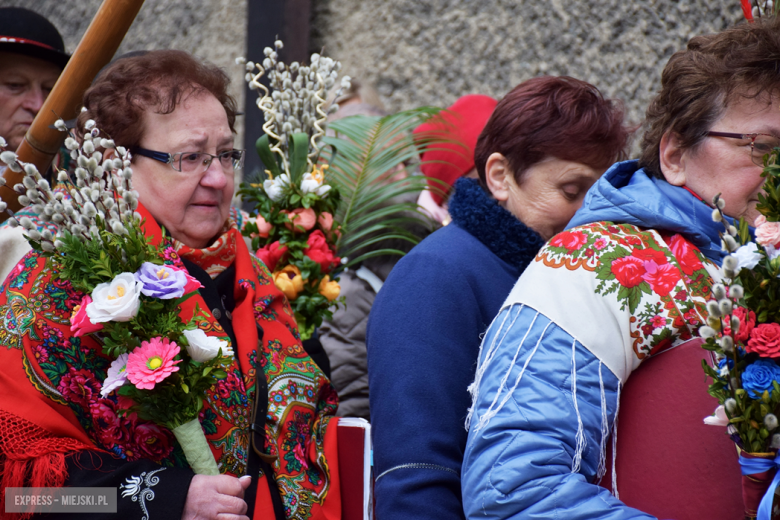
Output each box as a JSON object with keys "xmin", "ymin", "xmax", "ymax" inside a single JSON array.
[{"xmin": 199, "ymin": 157, "xmax": 229, "ymax": 189}]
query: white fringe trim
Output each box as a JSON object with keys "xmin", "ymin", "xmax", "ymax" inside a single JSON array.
[
  {"xmin": 465, "ymin": 304, "xmax": 523, "ymax": 430},
  {"xmin": 570, "ymin": 337, "xmax": 587, "ymax": 474},
  {"xmin": 471, "ymin": 314, "xmax": 550, "ymax": 433},
  {"xmin": 612, "ymin": 380, "xmax": 622, "ymax": 499},
  {"xmin": 596, "ymin": 361, "xmax": 609, "ymax": 481}
]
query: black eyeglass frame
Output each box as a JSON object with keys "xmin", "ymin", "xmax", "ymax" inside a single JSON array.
[
  {"xmin": 706, "ymin": 131, "xmax": 780, "ymax": 166},
  {"xmin": 130, "ymin": 147, "xmax": 246, "ymax": 172}
]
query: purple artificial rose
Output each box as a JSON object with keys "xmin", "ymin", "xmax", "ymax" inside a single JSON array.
[{"xmin": 134, "ymin": 262, "xmax": 188, "ymax": 299}]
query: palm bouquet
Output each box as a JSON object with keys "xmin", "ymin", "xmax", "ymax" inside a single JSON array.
[
  {"xmin": 0, "ymin": 122, "xmax": 232, "ymax": 475},
  {"xmin": 700, "ymin": 147, "xmax": 780, "ymax": 519},
  {"xmin": 238, "ymin": 41, "xmax": 442, "ymax": 340}
]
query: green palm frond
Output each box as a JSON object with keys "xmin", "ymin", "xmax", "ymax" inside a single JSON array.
[{"xmin": 322, "ymin": 107, "xmax": 453, "ymax": 266}]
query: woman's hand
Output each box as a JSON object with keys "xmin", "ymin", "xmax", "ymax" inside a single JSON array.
[{"xmin": 182, "ymin": 475, "xmax": 252, "ymax": 520}]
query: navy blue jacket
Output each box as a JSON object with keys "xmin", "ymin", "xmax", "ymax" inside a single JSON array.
[{"xmin": 366, "ymin": 178, "xmax": 545, "ymax": 520}]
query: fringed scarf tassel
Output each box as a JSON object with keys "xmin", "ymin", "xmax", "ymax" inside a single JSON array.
[{"xmin": 0, "ymin": 410, "xmax": 91, "ymax": 519}]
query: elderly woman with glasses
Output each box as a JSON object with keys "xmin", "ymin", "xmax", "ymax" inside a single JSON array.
[
  {"xmin": 462, "ymin": 17, "xmax": 780, "ymax": 520},
  {"xmin": 0, "ymin": 50, "xmax": 339, "ymax": 520}
]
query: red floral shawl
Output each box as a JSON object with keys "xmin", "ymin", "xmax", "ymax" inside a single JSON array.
[{"xmin": 0, "ymin": 204, "xmax": 342, "ymax": 519}]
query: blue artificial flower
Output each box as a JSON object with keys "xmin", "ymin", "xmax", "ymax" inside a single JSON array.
[{"xmin": 742, "ymin": 359, "xmax": 780, "ymax": 399}]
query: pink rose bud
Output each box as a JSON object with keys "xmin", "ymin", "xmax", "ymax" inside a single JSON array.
[
  {"xmin": 755, "ymin": 215, "xmax": 767, "ymax": 227},
  {"xmin": 285, "ymin": 207, "xmax": 317, "ymax": 232},
  {"xmin": 70, "ymin": 295, "xmax": 104, "ymax": 337},
  {"xmin": 256, "ymin": 214, "xmax": 273, "ymax": 238},
  {"xmin": 318, "ymin": 212, "xmax": 334, "ymax": 231}
]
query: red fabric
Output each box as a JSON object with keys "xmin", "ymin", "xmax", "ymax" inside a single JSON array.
[
  {"xmin": 337, "ymin": 422, "xmax": 366, "ymax": 520},
  {"xmin": 0, "ymin": 203, "xmax": 341, "ymax": 519},
  {"xmin": 414, "ymin": 95, "xmax": 497, "ymax": 205},
  {"xmin": 600, "ymin": 338, "xmax": 743, "ymax": 519}
]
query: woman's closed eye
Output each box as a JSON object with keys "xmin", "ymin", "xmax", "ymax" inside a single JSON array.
[{"xmin": 561, "ymin": 184, "xmax": 581, "ymax": 200}]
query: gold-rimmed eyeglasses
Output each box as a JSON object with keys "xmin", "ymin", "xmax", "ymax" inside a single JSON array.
[{"xmin": 706, "ymin": 131, "xmax": 780, "ymax": 167}]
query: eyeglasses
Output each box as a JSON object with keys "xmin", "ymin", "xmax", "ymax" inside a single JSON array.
[
  {"xmin": 706, "ymin": 131, "xmax": 780, "ymax": 166},
  {"xmin": 130, "ymin": 147, "xmax": 245, "ymax": 174}
]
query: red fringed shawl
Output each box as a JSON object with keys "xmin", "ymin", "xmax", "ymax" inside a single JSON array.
[{"xmin": 0, "ymin": 204, "xmax": 342, "ymax": 519}]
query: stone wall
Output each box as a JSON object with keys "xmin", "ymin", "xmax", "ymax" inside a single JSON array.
[
  {"xmin": 0, "ymin": 0, "xmax": 248, "ymax": 148},
  {"xmin": 4, "ymin": 0, "xmax": 746, "ymax": 155},
  {"xmin": 311, "ymin": 0, "xmax": 744, "ymax": 151}
]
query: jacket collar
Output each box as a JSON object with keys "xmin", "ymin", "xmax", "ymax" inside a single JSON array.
[
  {"xmin": 567, "ymin": 160, "xmax": 730, "ymax": 265},
  {"xmin": 448, "ymin": 178, "xmax": 546, "ymax": 272}
]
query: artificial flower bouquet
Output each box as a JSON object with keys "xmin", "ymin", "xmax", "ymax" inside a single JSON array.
[
  {"xmin": 0, "ymin": 121, "xmax": 232, "ymax": 475},
  {"xmin": 237, "ymin": 40, "xmax": 347, "ymax": 340},
  {"xmin": 700, "ymin": 148, "xmax": 780, "ymax": 519}
]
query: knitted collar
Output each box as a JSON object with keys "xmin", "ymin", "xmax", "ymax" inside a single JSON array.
[{"xmin": 448, "ymin": 177, "xmax": 546, "ymax": 273}]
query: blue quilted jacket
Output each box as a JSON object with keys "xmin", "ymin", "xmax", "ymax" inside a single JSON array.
[{"xmin": 461, "ymin": 160, "xmax": 726, "ymax": 519}]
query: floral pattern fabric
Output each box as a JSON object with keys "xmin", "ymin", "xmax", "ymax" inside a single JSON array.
[
  {"xmin": 539, "ymin": 222, "xmax": 713, "ymax": 362},
  {"xmin": 0, "ymin": 211, "xmax": 339, "ymax": 520}
]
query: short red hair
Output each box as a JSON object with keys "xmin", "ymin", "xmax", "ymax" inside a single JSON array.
[
  {"xmin": 77, "ymin": 50, "xmax": 237, "ymax": 150},
  {"xmin": 475, "ymin": 76, "xmax": 630, "ymax": 187}
]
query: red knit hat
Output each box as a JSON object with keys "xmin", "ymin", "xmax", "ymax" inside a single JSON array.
[{"xmin": 414, "ymin": 95, "xmax": 497, "ymax": 205}]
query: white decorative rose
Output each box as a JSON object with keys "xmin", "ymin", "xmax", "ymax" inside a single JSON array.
[
  {"xmin": 315, "ymin": 184, "xmax": 331, "ymax": 197},
  {"xmin": 300, "ymin": 172, "xmax": 321, "ymax": 194},
  {"xmin": 733, "ymin": 242, "xmax": 763, "ymax": 273},
  {"xmin": 87, "ymin": 272, "xmax": 142, "ymax": 323},
  {"xmin": 183, "ymin": 328, "xmax": 233, "ymax": 362},
  {"xmin": 263, "ymin": 173, "xmax": 290, "ymax": 202}
]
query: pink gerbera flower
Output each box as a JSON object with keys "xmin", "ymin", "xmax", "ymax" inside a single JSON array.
[{"xmin": 126, "ymin": 338, "xmax": 181, "ymax": 390}]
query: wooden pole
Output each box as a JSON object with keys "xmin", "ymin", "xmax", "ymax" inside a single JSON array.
[{"xmin": 0, "ymin": 0, "xmax": 145, "ymax": 221}]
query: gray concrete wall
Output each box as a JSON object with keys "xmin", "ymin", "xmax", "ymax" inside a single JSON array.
[
  {"xmin": 5, "ymin": 0, "xmax": 746, "ymax": 155},
  {"xmin": 311, "ymin": 0, "xmax": 744, "ymax": 151},
  {"xmin": 0, "ymin": 0, "xmax": 248, "ymax": 149}
]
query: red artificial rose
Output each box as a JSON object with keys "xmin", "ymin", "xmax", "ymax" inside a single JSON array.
[
  {"xmin": 669, "ymin": 234, "xmax": 703, "ymax": 276},
  {"xmin": 303, "ymin": 230, "xmax": 340, "ymax": 274},
  {"xmin": 550, "ymin": 230, "xmax": 588, "ymax": 252},
  {"xmin": 642, "ymin": 261, "xmax": 682, "ymax": 297},
  {"xmin": 611, "ymin": 256, "xmax": 646, "ymax": 288},
  {"xmin": 70, "ymin": 295, "xmax": 104, "ymax": 337},
  {"xmin": 746, "ymin": 323, "xmax": 780, "ymax": 358},
  {"xmin": 723, "ymin": 307, "xmax": 756, "ymax": 344},
  {"xmin": 631, "ymin": 247, "xmax": 668, "ymax": 265},
  {"xmin": 256, "ymin": 241, "xmax": 289, "ymax": 272}
]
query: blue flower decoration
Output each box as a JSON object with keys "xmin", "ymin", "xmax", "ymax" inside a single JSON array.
[{"xmin": 742, "ymin": 359, "xmax": 780, "ymax": 399}]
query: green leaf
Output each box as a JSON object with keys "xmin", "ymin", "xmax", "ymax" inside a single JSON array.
[
  {"xmin": 256, "ymin": 135, "xmax": 283, "ymax": 178},
  {"xmin": 322, "ymin": 107, "xmax": 450, "ymax": 267},
  {"xmin": 288, "ymin": 132, "xmax": 310, "ymax": 183}
]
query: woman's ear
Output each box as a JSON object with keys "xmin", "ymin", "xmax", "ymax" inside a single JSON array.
[
  {"xmin": 485, "ymin": 152, "xmax": 511, "ymax": 202},
  {"xmin": 659, "ymin": 131, "xmax": 687, "ymax": 186}
]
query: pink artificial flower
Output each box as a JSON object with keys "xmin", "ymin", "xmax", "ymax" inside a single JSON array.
[
  {"xmin": 756, "ymin": 220, "xmax": 780, "ymax": 248},
  {"xmin": 126, "ymin": 338, "xmax": 181, "ymax": 390},
  {"xmin": 318, "ymin": 212, "xmax": 334, "ymax": 231},
  {"xmin": 284, "ymin": 207, "xmax": 317, "ymax": 232},
  {"xmin": 70, "ymin": 295, "xmax": 104, "ymax": 337},
  {"xmin": 755, "ymin": 215, "xmax": 767, "ymax": 227},
  {"xmin": 169, "ymin": 265, "xmax": 204, "ymax": 294},
  {"xmin": 256, "ymin": 214, "xmax": 273, "ymax": 238}
]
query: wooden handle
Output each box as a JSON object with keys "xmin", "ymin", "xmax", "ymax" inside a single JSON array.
[{"xmin": 0, "ymin": 0, "xmax": 145, "ymax": 221}]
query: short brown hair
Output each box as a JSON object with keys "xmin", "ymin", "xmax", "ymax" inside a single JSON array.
[
  {"xmin": 640, "ymin": 16, "xmax": 780, "ymax": 178},
  {"xmin": 475, "ymin": 76, "xmax": 630, "ymax": 187},
  {"xmin": 77, "ymin": 50, "xmax": 237, "ymax": 150}
]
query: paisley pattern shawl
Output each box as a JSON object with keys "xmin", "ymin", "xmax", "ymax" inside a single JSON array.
[{"xmin": 0, "ymin": 203, "xmax": 341, "ymax": 520}]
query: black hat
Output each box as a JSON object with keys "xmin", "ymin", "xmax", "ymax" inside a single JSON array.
[{"xmin": 0, "ymin": 7, "xmax": 69, "ymax": 69}]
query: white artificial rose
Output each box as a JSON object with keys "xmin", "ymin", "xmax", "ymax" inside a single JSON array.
[
  {"xmin": 315, "ymin": 184, "xmax": 331, "ymax": 197},
  {"xmin": 86, "ymin": 272, "xmax": 142, "ymax": 323},
  {"xmin": 300, "ymin": 173, "xmax": 321, "ymax": 194},
  {"xmin": 183, "ymin": 328, "xmax": 234, "ymax": 362},
  {"xmin": 263, "ymin": 179, "xmax": 284, "ymax": 202}
]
